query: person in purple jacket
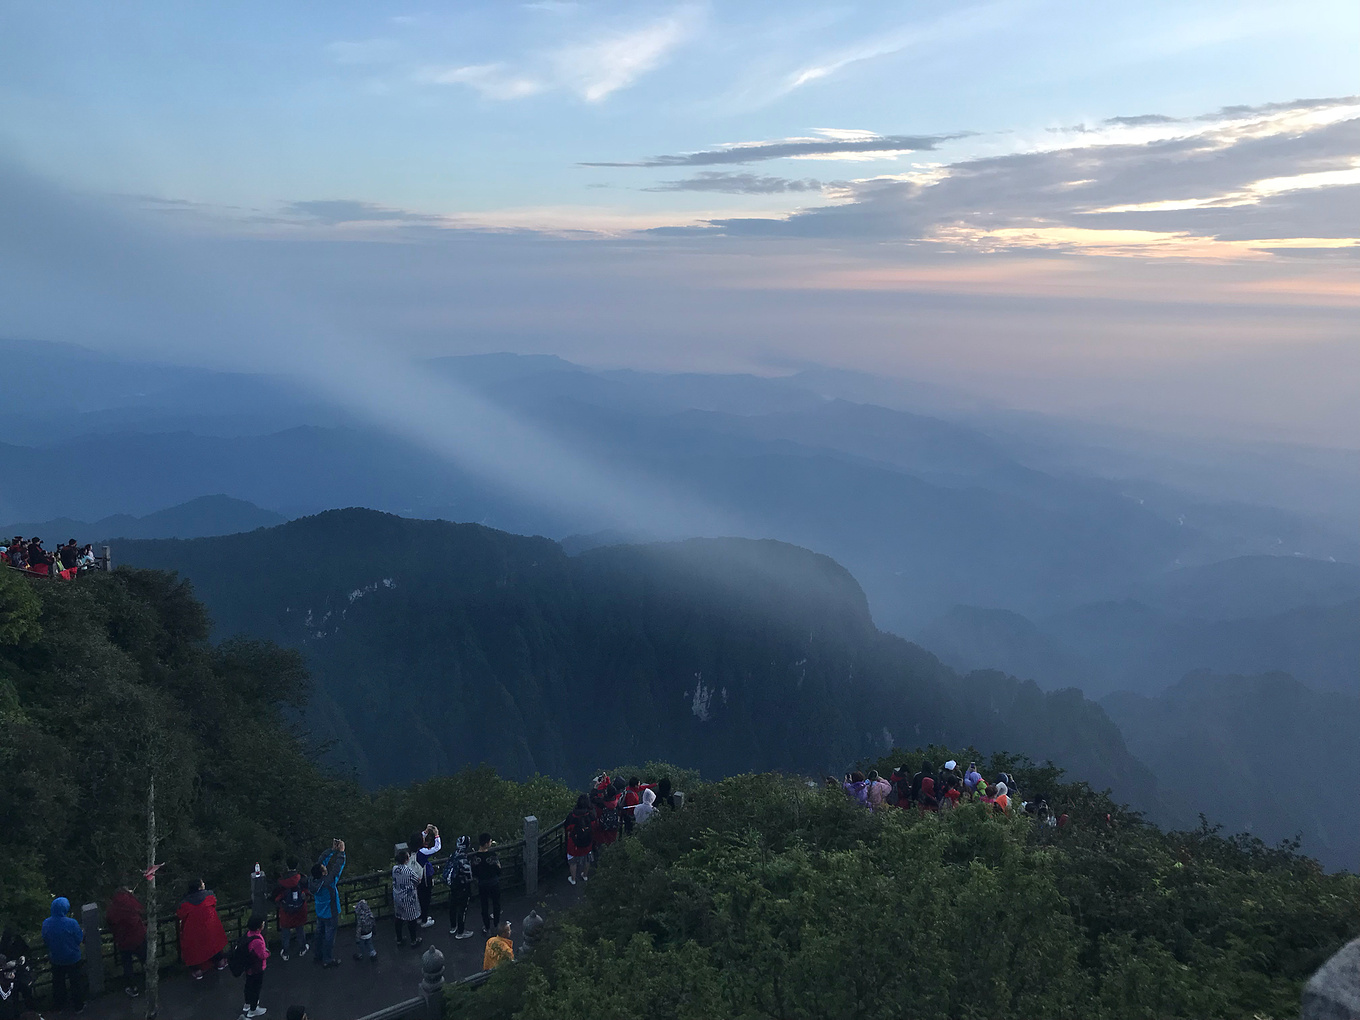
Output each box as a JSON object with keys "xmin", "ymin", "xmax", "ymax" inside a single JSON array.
[{"xmin": 841, "ymin": 771, "xmax": 871, "ymax": 807}]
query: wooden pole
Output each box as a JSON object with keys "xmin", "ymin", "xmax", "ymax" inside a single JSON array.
[{"xmin": 145, "ymin": 777, "xmax": 159, "ymax": 1019}]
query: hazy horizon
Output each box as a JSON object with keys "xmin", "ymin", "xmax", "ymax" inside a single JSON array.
[{"xmin": 2, "ymin": 0, "xmax": 1358, "ymax": 457}]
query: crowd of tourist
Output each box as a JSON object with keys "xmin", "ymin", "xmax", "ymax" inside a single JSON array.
[
  {"xmin": 836, "ymin": 759, "xmax": 1068, "ymax": 827},
  {"xmin": 2, "ymin": 538, "xmax": 99, "ymax": 580},
  {"xmin": 562, "ymin": 773, "xmax": 672, "ymax": 887}
]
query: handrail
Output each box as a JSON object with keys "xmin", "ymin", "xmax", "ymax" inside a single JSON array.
[{"xmin": 20, "ymin": 820, "xmax": 567, "ymax": 997}]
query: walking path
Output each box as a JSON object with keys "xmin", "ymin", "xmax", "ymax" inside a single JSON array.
[{"xmin": 81, "ymin": 874, "xmax": 580, "ymax": 1020}]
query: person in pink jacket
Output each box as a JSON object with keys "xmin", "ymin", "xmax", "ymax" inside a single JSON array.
[
  {"xmin": 865, "ymin": 770, "xmax": 893, "ymax": 810},
  {"xmin": 242, "ymin": 914, "xmax": 270, "ymax": 1018}
]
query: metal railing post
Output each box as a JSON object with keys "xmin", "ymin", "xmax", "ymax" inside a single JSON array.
[{"xmin": 523, "ymin": 817, "xmax": 539, "ymax": 896}]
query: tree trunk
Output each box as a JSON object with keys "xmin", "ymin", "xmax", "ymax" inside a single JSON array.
[{"xmin": 145, "ymin": 777, "xmax": 159, "ymax": 1019}]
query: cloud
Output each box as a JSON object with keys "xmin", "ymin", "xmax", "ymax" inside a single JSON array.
[
  {"xmin": 428, "ymin": 63, "xmax": 544, "ymax": 101},
  {"xmin": 427, "ymin": 5, "xmax": 698, "ymax": 102},
  {"xmin": 284, "ymin": 200, "xmax": 439, "ymax": 225},
  {"xmin": 705, "ymin": 99, "xmax": 1360, "ymax": 258},
  {"xmin": 771, "ymin": 1, "xmax": 1025, "ymax": 101},
  {"xmin": 552, "ymin": 9, "xmax": 698, "ymax": 102},
  {"xmin": 644, "ymin": 172, "xmax": 826, "ymax": 194},
  {"xmin": 583, "ymin": 129, "xmax": 963, "ymax": 167}
]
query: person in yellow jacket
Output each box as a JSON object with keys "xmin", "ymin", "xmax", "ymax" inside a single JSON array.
[{"xmin": 483, "ymin": 920, "xmax": 514, "ymax": 971}]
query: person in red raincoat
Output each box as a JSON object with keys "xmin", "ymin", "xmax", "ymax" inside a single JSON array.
[
  {"xmin": 176, "ymin": 879, "xmax": 228, "ymax": 978},
  {"xmin": 106, "ymin": 884, "xmax": 147, "ymax": 996}
]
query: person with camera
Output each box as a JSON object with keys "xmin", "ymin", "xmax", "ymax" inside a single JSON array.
[{"xmin": 311, "ymin": 839, "xmax": 346, "ymax": 969}]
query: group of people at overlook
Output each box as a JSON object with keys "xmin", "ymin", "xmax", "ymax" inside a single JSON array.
[{"xmin": 838, "ymin": 759, "xmax": 1067, "ymax": 825}]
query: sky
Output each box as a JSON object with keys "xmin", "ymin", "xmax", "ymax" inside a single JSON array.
[{"xmin": 1, "ymin": 0, "xmax": 1358, "ymax": 447}]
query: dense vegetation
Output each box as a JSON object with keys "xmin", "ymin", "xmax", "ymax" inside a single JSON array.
[
  {"xmin": 452, "ymin": 759, "xmax": 1360, "ymax": 1020},
  {"xmin": 3, "ymin": 565, "xmax": 1358, "ymax": 1018},
  {"xmin": 0, "ymin": 566, "xmax": 573, "ymax": 931},
  {"xmin": 116, "ymin": 509, "xmax": 1157, "ymax": 809}
]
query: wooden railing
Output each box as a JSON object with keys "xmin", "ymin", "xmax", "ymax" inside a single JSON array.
[{"xmin": 21, "ymin": 818, "xmax": 567, "ymax": 998}]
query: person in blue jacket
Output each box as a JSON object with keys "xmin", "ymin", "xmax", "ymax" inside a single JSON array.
[
  {"xmin": 311, "ymin": 839, "xmax": 346, "ymax": 968},
  {"xmin": 41, "ymin": 897, "xmax": 85, "ymax": 1011}
]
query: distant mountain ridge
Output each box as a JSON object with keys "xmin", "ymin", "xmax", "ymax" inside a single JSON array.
[
  {"xmin": 1103, "ymin": 671, "xmax": 1360, "ymax": 872},
  {"xmin": 115, "ymin": 509, "xmax": 1159, "ymax": 810},
  {"xmin": 2, "ymin": 494, "xmax": 285, "ymax": 542},
  {"xmin": 915, "ymin": 554, "xmax": 1360, "ymax": 697}
]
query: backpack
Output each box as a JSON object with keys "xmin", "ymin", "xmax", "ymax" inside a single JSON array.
[
  {"xmin": 569, "ymin": 816, "xmax": 592, "ymax": 848},
  {"xmin": 280, "ymin": 882, "xmax": 305, "ymax": 912},
  {"xmin": 600, "ymin": 798, "xmax": 621, "ymax": 833},
  {"xmin": 228, "ymin": 935, "xmax": 253, "ymax": 978},
  {"xmin": 443, "ymin": 854, "xmax": 471, "ymax": 889}
]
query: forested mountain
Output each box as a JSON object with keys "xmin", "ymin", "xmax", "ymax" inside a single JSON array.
[{"xmin": 115, "ymin": 509, "xmax": 1157, "ymax": 807}]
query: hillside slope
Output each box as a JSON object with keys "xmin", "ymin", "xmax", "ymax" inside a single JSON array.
[
  {"xmin": 1103, "ymin": 671, "xmax": 1360, "ymax": 872},
  {"xmin": 117, "ymin": 510, "xmax": 1157, "ymax": 806}
]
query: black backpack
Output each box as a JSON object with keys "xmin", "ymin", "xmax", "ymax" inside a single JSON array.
[
  {"xmin": 280, "ymin": 882, "xmax": 305, "ymax": 912},
  {"xmin": 228, "ymin": 936, "xmax": 252, "ymax": 978},
  {"xmin": 600, "ymin": 798, "xmax": 620, "ymax": 833},
  {"xmin": 443, "ymin": 853, "xmax": 472, "ymax": 889}
]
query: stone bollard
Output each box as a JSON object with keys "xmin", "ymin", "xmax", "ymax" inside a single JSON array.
[
  {"xmin": 81, "ymin": 902, "xmax": 105, "ymax": 995},
  {"xmin": 522, "ymin": 816, "xmax": 539, "ymax": 896},
  {"xmin": 420, "ymin": 944, "xmax": 446, "ymax": 1019},
  {"xmin": 673, "ymin": 791, "xmax": 685, "ymax": 811},
  {"xmin": 250, "ymin": 865, "xmax": 268, "ymax": 924}
]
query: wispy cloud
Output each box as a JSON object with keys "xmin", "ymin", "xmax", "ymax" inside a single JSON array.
[
  {"xmin": 552, "ymin": 8, "xmax": 699, "ymax": 102},
  {"xmin": 429, "ymin": 63, "xmax": 544, "ymax": 101},
  {"xmin": 583, "ymin": 128, "xmax": 963, "ymax": 167},
  {"xmin": 284, "ymin": 200, "xmax": 440, "ymax": 225},
  {"xmin": 772, "ymin": 1, "xmax": 1026, "ymax": 100},
  {"xmin": 644, "ymin": 172, "xmax": 827, "ymax": 194},
  {"xmin": 426, "ymin": 5, "xmax": 699, "ymax": 103}
]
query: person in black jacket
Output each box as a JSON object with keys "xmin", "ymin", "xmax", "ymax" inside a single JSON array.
[
  {"xmin": 0, "ymin": 931, "xmax": 35, "ymax": 1012},
  {"xmin": 469, "ymin": 833, "xmax": 502, "ymax": 934}
]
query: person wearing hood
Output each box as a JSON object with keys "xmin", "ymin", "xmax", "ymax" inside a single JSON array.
[
  {"xmin": 443, "ymin": 836, "xmax": 475, "ymax": 940},
  {"xmin": 963, "ymin": 763, "xmax": 983, "ymax": 798},
  {"xmin": 633, "ymin": 788, "xmax": 658, "ymax": 826},
  {"xmin": 42, "ymin": 896, "xmax": 86, "ymax": 1011},
  {"xmin": 994, "ymin": 782, "xmax": 1011, "ymax": 814},
  {"xmin": 106, "ymin": 883, "xmax": 148, "ymax": 997},
  {"xmin": 176, "ymin": 879, "xmax": 228, "ymax": 979},
  {"xmin": 866, "ymin": 771, "xmax": 892, "ymax": 811},
  {"xmin": 841, "ymin": 772, "xmax": 870, "ymax": 807}
]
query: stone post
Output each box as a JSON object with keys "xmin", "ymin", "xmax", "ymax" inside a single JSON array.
[
  {"xmin": 673, "ymin": 791, "xmax": 685, "ymax": 811},
  {"xmin": 420, "ymin": 944, "xmax": 446, "ymax": 1019},
  {"xmin": 522, "ymin": 816, "xmax": 539, "ymax": 896},
  {"xmin": 81, "ymin": 902, "xmax": 105, "ymax": 995},
  {"xmin": 250, "ymin": 865, "xmax": 268, "ymax": 926},
  {"xmin": 102, "ymin": 545, "xmax": 112, "ymax": 571}
]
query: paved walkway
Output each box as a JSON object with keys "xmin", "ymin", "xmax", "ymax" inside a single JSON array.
[{"xmin": 81, "ymin": 875, "xmax": 580, "ymax": 1020}]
